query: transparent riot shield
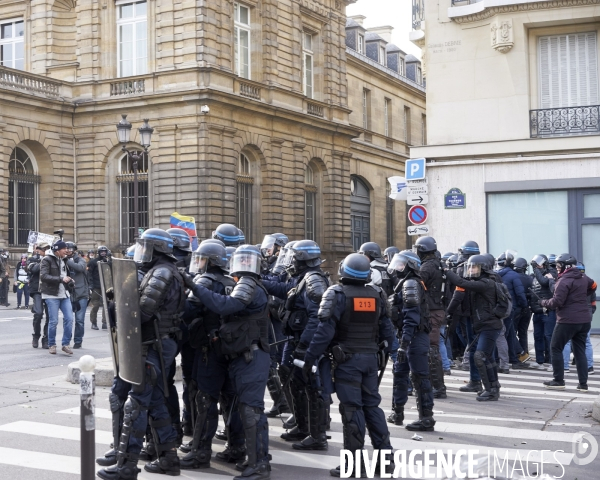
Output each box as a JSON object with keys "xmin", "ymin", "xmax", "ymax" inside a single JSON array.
[{"xmin": 98, "ymin": 262, "xmax": 118, "ymax": 374}]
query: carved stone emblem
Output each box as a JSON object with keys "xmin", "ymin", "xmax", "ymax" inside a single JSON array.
[{"xmin": 491, "ymin": 18, "xmax": 514, "ymax": 54}]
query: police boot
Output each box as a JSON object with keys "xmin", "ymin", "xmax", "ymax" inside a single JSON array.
[
  {"xmin": 330, "ymin": 464, "xmax": 367, "ymax": 478},
  {"xmin": 283, "ymin": 379, "xmax": 309, "ymax": 440},
  {"xmin": 293, "ymin": 389, "xmax": 328, "ymax": 450},
  {"xmin": 233, "ymin": 462, "xmax": 271, "ymax": 480},
  {"xmin": 144, "ymin": 449, "xmax": 180, "ymax": 476},
  {"xmin": 138, "ymin": 439, "xmax": 157, "ymax": 462},
  {"xmin": 180, "ymin": 442, "xmax": 211, "ymax": 469},
  {"xmin": 235, "ymin": 403, "xmax": 270, "ymax": 480},
  {"xmin": 96, "ymin": 447, "xmax": 118, "ymax": 467},
  {"xmin": 282, "ymin": 415, "xmax": 296, "ymax": 429},
  {"xmin": 430, "ymin": 347, "xmax": 447, "ymax": 399},
  {"xmin": 477, "ymin": 381, "xmax": 500, "ymax": 402},
  {"xmin": 386, "ymin": 404, "xmax": 404, "ymax": 425},
  {"xmin": 459, "ymin": 380, "xmax": 483, "ymax": 393},
  {"xmin": 406, "ymin": 373, "xmax": 435, "ymax": 432},
  {"xmin": 292, "ymin": 433, "xmax": 328, "ymax": 451},
  {"xmin": 280, "ymin": 425, "xmax": 307, "ymax": 441},
  {"xmin": 181, "ymin": 420, "xmax": 192, "ymax": 437},
  {"xmin": 265, "ymin": 368, "xmax": 290, "ymax": 417},
  {"xmin": 215, "ymin": 428, "xmax": 227, "ymax": 441},
  {"xmin": 97, "ymin": 453, "xmax": 140, "ymax": 480},
  {"xmin": 178, "ymin": 441, "xmax": 192, "ymax": 454},
  {"xmin": 215, "ymin": 443, "xmax": 247, "ymax": 463},
  {"xmin": 405, "ymin": 410, "xmax": 436, "ymax": 432}
]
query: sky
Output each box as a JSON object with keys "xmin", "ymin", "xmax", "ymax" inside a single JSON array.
[{"xmin": 346, "ymin": 0, "xmax": 422, "ymax": 59}]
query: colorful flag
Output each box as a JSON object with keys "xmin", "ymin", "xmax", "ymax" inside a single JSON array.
[{"xmin": 170, "ymin": 212, "xmax": 198, "ymax": 250}]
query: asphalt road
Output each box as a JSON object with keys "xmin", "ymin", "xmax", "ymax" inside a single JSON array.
[{"xmin": 0, "ymin": 290, "xmax": 599, "ymax": 480}]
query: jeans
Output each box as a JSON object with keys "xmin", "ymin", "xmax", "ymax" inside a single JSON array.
[
  {"xmin": 562, "ymin": 331, "xmax": 594, "ymax": 370},
  {"xmin": 504, "ymin": 311, "xmax": 518, "ymax": 363},
  {"xmin": 16, "ymin": 283, "xmax": 30, "ymax": 307},
  {"xmin": 495, "ymin": 323, "xmax": 509, "ymax": 369},
  {"xmin": 45, "ymin": 297, "xmax": 74, "ymax": 348},
  {"xmin": 464, "ymin": 318, "xmax": 481, "ymax": 382},
  {"xmin": 515, "ymin": 307, "xmax": 531, "ymax": 354},
  {"xmin": 73, "ymin": 297, "xmax": 88, "ymax": 345},
  {"xmin": 533, "ymin": 312, "xmax": 549, "ymax": 364},
  {"xmin": 550, "ymin": 322, "xmax": 590, "ymax": 385},
  {"xmin": 439, "ymin": 326, "xmax": 451, "ymax": 370},
  {"xmin": 471, "ymin": 329, "xmax": 501, "ymax": 384}
]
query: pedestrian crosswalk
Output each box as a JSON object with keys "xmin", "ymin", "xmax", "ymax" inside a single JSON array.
[{"xmin": 1, "ymin": 359, "xmax": 598, "ymax": 479}]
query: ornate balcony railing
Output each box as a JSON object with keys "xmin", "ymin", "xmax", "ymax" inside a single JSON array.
[
  {"xmin": 307, "ymin": 102, "xmax": 324, "ymax": 118},
  {"xmin": 0, "ymin": 66, "xmax": 61, "ymax": 98},
  {"xmin": 239, "ymin": 81, "xmax": 260, "ymax": 100},
  {"xmin": 110, "ymin": 78, "xmax": 145, "ymax": 96},
  {"xmin": 451, "ymin": 0, "xmax": 481, "ymax": 5},
  {"xmin": 530, "ymin": 105, "xmax": 600, "ymax": 138},
  {"xmin": 412, "ymin": 0, "xmax": 425, "ymax": 30}
]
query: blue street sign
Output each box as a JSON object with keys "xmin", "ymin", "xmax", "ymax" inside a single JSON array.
[
  {"xmin": 408, "ymin": 205, "xmax": 428, "ymax": 225},
  {"xmin": 405, "ymin": 158, "xmax": 426, "ymax": 181},
  {"xmin": 444, "ymin": 188, "xmax": 466, "ymax": 209}
]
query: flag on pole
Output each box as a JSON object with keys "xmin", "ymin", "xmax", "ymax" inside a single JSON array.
[{"xmin": 170, "ymin": 212, "xmax": 198, "ymax": 250}]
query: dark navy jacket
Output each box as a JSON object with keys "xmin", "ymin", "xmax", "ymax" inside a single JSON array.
[
  {"xmin": 497, "ymin": 267, "xmax": 528, "ymax": 309},
  {"xmin": 305, "ymin": 286, "xmax": 395, "ymax": 366},
  {"xmin": 391, "ymin": 278, "xmax": 424, "ymax": 345},
  {"xmin": 188, "ymin": 278, "xmax": 268, "ymax": 318}
]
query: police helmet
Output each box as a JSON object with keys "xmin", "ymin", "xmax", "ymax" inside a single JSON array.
[
  {"xmin": 339, "ymin": 253, "xmax": 372, "ymax": 284},
  {"xmin": 531, "ymin": 254, "xmax": 548, "ymax": 268},
  {"xmin": 514, "ymin": 257, "xmax": 528, "ymax": 273},
  {"xmin": 126, "ymin": 245, "xmax": 136, "ymax": 258},
  {"xmin": 383, "ymin": 246, "xmax": 400, "ymax": 264},
  {"xmin": 238, "ymin": 229, "xmax": 246, "ymax": 244},
  {"xmin": 201, "ymin": 238, "xmax": 226, "ymax": 248},
  {"xmin": 387, "ymin": 250, "xmax": 421, "ymax": 276},
  {"xmin": 190, "ymin": 242, "xmax": 228, "ymax": 275},
  {"xmin": 576, "ymin": 262, "xmax": 586, "ymax": 273},
  {"xmin": 413, "ymin": 236, "xmax": 437, "ymax": 256},
  {"xmin": 167, "ymin": 228, "xmax": 192, "ymax": 253},
  {"xmin": 65, "ymin": 241, "xmax": 77, "ymax": 252},
  {"xmin": 273, "ymin": 241, "xmax": 297, "ymax": 274},
  {"xmin": 442, "ymin": 252, "xmax": 454, "ymax": 261},
  {"xmin": 97, "ymin": 245, "xmax": 109, "ymax": 257},
  {"xmin": 480, "ymin": 253, "xmax": 495, "ymax": 271},
  {"xmin": 496, "ymin": 251, "xmax": 515, "ymax": 269},
  {"xmin": 458, "ymin": 240, "xmax": 480, "ymax": 256},
  {"xmin": 291, "ymin": 240, "xmax": 322, "ymax": 267},
  {"xmin": 229, "ymin": 244, "xmax": 262, "ymax": 277},
  {"xmin": 464, "ymin": 255, "xmax": 489, "ymax": 279},
  {"xmin": 224, "ymin": 246, "xmax": 236, "ymax": 272},
  {"xmin": 212, "ymin": 224, "xmax": 241, "ymax": 246},
  {"xmin": 273, "ymin": 233, "xmax": 289, "ymax": 247},
  {"xmin": 548, "ymin": 254, "xmax": 557, "ymax": 266},
  {"xmin": 358, "ymin": 242, "xmax": 382, "ymax": 260},
  {"xmin": 447, "ymin": 254, "xmax": 459, "ymax": 269},
  {"xmin": 134, "ymin": 229, "xmax": 175, "ymax": 263},
  {"xmin": 555, "ymin": 253, "xmax": 577, "ymax": 274}
]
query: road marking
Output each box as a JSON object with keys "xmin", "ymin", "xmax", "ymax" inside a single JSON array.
[
  {"xmin": 444, "ymin": 375, "xmax": 600, "ymax": 390},
  {"xmin": 0, "ymin": 447, "xmax": 79, "ymax": 475},
  {"xmin": 0, "ymin": 421, "xmax": 113, "ymax": 444}
]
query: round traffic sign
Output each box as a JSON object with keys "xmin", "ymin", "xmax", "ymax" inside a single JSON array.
[{"xmin": 408, "ymin": 205, "xmax": 428, "ymax": 225}]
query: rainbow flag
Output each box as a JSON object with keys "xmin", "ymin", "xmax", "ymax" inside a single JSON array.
[{"xmin": 170, "ymin": 212, "xmax": 198, "ymax": 249}]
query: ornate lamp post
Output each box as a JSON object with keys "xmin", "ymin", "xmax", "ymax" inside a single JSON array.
[{"xmin": 116, "ymin": 115, "xmax": 153, "ymax": 241}]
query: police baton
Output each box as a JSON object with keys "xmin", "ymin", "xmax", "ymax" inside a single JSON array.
[
  {"xmin": 269, "ymin": 336, "xmax": 293, "ymax": 347},
  {"xmin": 79, "ymin": 355, "xmax": 96, "ymax": 480},
  {"xmin": 377, "ymin": 341, "xmax": 389, "ymax": 387}
]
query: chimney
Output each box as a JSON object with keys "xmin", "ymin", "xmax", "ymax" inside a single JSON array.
[
  {"xmin": 349, "ymin": 15, "xmax": 366, "ymax": 26},
  {"xmin": 369, "ymin": 26, "xmax": 394, "ymax": 43}
]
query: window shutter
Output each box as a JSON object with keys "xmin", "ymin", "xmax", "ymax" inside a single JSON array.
[
  {"xmin": 586, "ymin": 32, "xmax": 598, "ymax": 105},
  {"xmin": 539, "ymin": 36, "xmax": 551, "ymax": 108}
]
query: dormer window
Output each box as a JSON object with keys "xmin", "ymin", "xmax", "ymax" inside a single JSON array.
[
  {"xmin": 358, "ymin": 33, "xmax": 364, "ymax": 54},
  {"xmin": 379, "ymin": 45, "xmax": 386, "ymax": 66}
]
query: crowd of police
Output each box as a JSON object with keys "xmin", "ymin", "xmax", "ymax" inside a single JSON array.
[{"xmin": 88, "ymin": 225, "xmax": 595, "ymax": 480}]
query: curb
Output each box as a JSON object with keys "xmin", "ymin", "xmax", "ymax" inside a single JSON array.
[
  {"xmin": 593, "ymin": 394, "xmax": 600, "ymax": 422},
  {"xmin": 67, "ymin": 356, "xmax": 182, "ymax": 387}
]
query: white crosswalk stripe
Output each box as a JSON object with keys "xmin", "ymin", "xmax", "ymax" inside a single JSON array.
[{"xmin": 1, "ymin": 358, "xmax": 598, "ymax": 478}]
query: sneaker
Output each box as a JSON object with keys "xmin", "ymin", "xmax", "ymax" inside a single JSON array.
[
  {"xmin": 577, "ymin": 384, "xmax": 588, "ymax": 392},
  {"xmin": 589, "ymin": 367, "xmax": 595, "ymax": 375},
  {"xmin": 546, "ymin": 365, "xmax": 553, "ymax": 372},
  {"xmin": 564, "ymin": 369, "xmax": 570, "ymax": 373},
  {"xmin": 543, "ymin": 379, "xmax": 565, "ymax": 390},
  {"xmin": 49, "ymin": 345, "xmax": 56, "ymax": 354},
  {"xmin": 449, "ymin": 361, "xmax": 457, "ymax": 368},
  {"xmin": 518, "ymin": 352, "xmax": 531, "ymax": 363},
  {"xmin": 73, "ymin": 343, "xmax": 82, "ymax": 349},
  {"xmin": 511, "ymin": 362, "xmax": 530, "ymax": 369},
  {"xmin": 62, "ymin": 345, "xmax": 73, "ymax": 355},
  {"xmin": 499, "ymin": 368, "xmax": 510, "ymax": 374},
  {"xmin": 529, "ymin": 363, "xmax": 544, "ymax": 369},
  {"xmin": 91, "ymin": 323, "xmax": 99, "ymax": 330},
  {"xmin": 443, "ymin": 369, "xmax": 451, "ymax": 375}
]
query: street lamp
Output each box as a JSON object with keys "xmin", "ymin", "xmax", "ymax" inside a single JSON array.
[{"xmin": 116, "ymin": 114, "xmax": 153, "ymax": 243}]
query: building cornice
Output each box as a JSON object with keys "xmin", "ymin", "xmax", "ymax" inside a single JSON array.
[{"xmin": 449, "ymin": 0, "xmax": 600, "ymax": 24}]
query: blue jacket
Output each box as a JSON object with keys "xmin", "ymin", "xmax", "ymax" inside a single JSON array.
[
  {"xmin": 188, "ymin": 279, "xmax": 268, "ymax": 318},
  {"xmin": 497, "ymin": 267, "xmax": 528, "ymax": 309}
]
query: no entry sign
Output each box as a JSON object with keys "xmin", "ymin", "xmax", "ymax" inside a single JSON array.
[{"xmin": 408, "ymin": 205, "xmax": 428, "ymax": 225}]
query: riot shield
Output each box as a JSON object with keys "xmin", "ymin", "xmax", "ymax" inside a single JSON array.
[
  {"xmin": 111, "ymin": 258, "xmax": 144, "ymax": 385},
  {"xmin": 98, "ymin": 262, "xmax": 118, "ymax": 374}
]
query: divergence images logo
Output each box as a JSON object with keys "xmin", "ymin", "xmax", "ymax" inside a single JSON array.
[{"xmin": 572, "ymin": 431, "xmax": 598, "ymax": 466}]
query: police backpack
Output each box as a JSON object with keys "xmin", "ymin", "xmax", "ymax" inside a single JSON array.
[{"xmin": 493, "ymin": 282, "xmax": 513, "ymax": 320}]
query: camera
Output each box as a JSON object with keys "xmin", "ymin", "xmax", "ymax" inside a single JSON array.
[{"xmin": 54, "ymin": 229, "xmax": 64, "ymax": 241}]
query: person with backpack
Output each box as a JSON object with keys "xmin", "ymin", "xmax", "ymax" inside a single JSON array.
[{"xmin": 445, "ymin": 255, "xmax": 505, "ymax": 401}]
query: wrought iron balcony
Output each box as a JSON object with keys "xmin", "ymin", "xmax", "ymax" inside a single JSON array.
[
  {"xmin": 451, "ymin": 0, "xmax": 481, "ymax": 4},
  {"xmin": 530, "ymin": 105, "xmax": 600, "ymax": 138},
  {"xmin": 412, "ymin": 0, "xmax": 424, "ymax": 30}
]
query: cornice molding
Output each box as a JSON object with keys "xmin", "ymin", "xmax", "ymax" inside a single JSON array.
[{"xmin": 451, "ymin": 0, "xmax": 600, "ymax": 24}]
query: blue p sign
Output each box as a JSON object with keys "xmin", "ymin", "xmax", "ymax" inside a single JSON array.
[{"xmin": 405, "ymin": 158, "xmax": 426, "ymax": 181}]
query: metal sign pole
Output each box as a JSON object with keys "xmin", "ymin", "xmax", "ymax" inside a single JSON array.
[{"xmin": 79, "ymin": 355, "xmax": 96, "ymax": 480}]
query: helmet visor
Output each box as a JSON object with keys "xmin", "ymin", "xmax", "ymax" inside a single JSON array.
[
  {"xmin": 531, "ymin": 255, "xmax": 546, "ymax": 267},
  {"xmin": 230, "ymin": 249, "xmax": 261, "ymax": 276},
  {"xmin": 261, "ymin": 235, "xmax": 277, "ymax": 258},
  {"xmin": 465, "ymin": 263, "xmax": 482, "ymax": 278},
  {"xmin": 134, "ymin": 240, "xmax": 153, "ymax": 263},
  {"xmin": 189, "ymin": 252, "xmax": 209, "ymax": 275},
  {"xmin": 387, "ymin": 253, "xmax": 408, "ymax": 274}
]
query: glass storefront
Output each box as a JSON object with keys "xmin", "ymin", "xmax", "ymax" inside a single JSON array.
[{"xmin": 488, "ymin": 189, "xmax": 600, "ymax": 332}]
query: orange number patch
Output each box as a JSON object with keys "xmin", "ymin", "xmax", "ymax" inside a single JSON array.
[{"xmin": 354, "ymin": 298, "xmax": 376, "ymax": 312}]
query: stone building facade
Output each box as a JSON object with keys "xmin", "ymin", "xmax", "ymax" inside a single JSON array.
[{"xmin": 0, "ymin": 0, "xmax": 425, "ymax": 272}]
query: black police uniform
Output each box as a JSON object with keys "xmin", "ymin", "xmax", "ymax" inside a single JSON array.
[{"xmin": 305, "ymin": 282, "xmax": 395, "ymax": 476}]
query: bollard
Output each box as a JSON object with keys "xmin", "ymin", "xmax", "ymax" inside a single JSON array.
[{"xmin": 79, "ymin": 355, "xmax": 96, "ymax": 480}]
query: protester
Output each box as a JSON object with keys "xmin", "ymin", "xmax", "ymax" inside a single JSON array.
[
  {"xmin": 0, "ymin": 248, "xmax": 10, "ymax": 307},
  {"xmin": 66, "ymin": 242, "xmax": 90, "ymax": 349},
  {"xmin": 14, "ymin": 253, "xmax": 30, "ymax": 309},
  {"xmin": 28, "ymin": 243, "xmax": 50, "ymax": 348}
]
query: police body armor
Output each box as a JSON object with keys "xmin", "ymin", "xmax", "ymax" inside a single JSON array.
[
  {"xmin": 396, "ymin": 276, "xmax": 430, "ymax": 334},
  {"xmin": 281, "ymin": 270, "xmax": 328, "ymax": 335},
  {"xmin": 188, "ymin": 272, "xmax": 235, "ymax": 349},
  {"xmin": 219, "ymin": 280, "xmax": 270, "ymax": 356},
  {"xmin": 335, "ymin": 284, "xmax": 381, "ymax": 354},
  {"xmin": 372, "ymin": 265, "xmax": 394, "ymax": 297}
]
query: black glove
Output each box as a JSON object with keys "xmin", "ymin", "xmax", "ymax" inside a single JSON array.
[
  {"xmin": 301, "ymin": 359, "xmax": 313, "ymax": 382},
  {"xmin": 293, "ymin": 346, "xmax": 306, "ymax": 362},
  {"xmin": 183, "ymin": 274, "xmax": 196, "ymax": 291},
  {"xmin": 397, "ymin": 341, "xmax": 409, "ymax": 364},
  {"xmin": 445, "ymin": 314, "xmax": 453, "ymax": 323},
  {"xmin": 106, "ymin": 288, "xmax": 114, "ymax": 301}
]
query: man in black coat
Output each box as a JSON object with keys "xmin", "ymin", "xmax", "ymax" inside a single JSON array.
[{"xmin": 87, "ymin": 245, "xmax": 111, "ymax": 329}]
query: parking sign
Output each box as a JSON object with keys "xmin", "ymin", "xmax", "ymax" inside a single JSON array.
[{"xmin": 405, "ymin": 158, "xmax": 426, "ymax": 181}]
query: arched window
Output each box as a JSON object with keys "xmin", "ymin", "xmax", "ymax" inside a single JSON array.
[
  {"xmin": 117, "ymin": 152, "xmax": 149, "ymax": 244},
  {"xmin": 305, "ymin": 164, "xmax": 317, "ymax": 241},
  {"xmin": 350, "ymin": 176, "xmax": 371, "ymax": 251},
  {"xmin": 8, "ymin": 147, "xmax": 40, "ymax": 246},
  {"xmin": 236, "ymin": 153, "xmax": 253, "ymax": 242}
]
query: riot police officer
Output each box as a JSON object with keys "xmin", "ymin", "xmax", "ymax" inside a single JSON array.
[
  {"xmin": 445, "ymin": 255, "xmax": 504, "ymax": 401},
  {"xmin": 413, "ymin": 236, "xmax": 447, "ymax": 399},
  {"xmin": 384, "ymin": 246, "xmax": 400, "ymax": 264},
  {"xmin": 388, "ymin": 250, "xmax": 436, "ymax": 431},
  {"xmin": 262, "ymin": 240, "xmax": 330, "ymax": 450},
  {"xmin": 179, "ymin": 242, "xmax": 245, "ymax": 469},
  {"xmin": 303, "ymin": 253, "xmax": 395, "ymax": 477},
  {"xmin": 530, "ymin": 255, "xmax": 556, "ymax": 367},
  {"xmin": 359, "ymin": 242, "xmax": 394, "ymax": 296},
  {"xmin": 87, "ymin": 245, "xmax": 111, "ymax": 330},
  {"xmin": 185, "ymin": 245, "xmax": 271, "ymax": 480},
  {"xmin": 212, "ymin": 224, "xmax": 243, "ymax": 246},
  {"xmin": 514, "ymin": 258, "xmax": 533, "ymax": 359},
  {"xmin": 97, "ymin": 229, "xmax": 186, "ymax": 480}
]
